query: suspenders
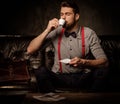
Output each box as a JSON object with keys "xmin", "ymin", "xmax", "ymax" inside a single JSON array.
[
  {"xmin": 58, "ymin": 27, "xmax": 85, "ymax": 73},
  {"xmin": 81, "ymin": 27, "xmax": 85, "ymax": 58},
  {"xmin": 58, "ymin": 28, "xmax": 64, "ymax": 73}
]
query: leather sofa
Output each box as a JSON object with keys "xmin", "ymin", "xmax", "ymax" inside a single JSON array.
[
  {"xmin": 0, "ymin": 35, "xmax": 120, "ymax": 92},
  {"xmin": 0, "ymin": 35, "xmax": 36, "ymax": 92},
  {"xmin": 99, "ymin": 35, "xmax": 120, "ymax": 92}
]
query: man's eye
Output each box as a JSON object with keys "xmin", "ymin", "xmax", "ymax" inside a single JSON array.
[
  {"xmin": 60, "ymin": 13, "xmax": 64, "ymax": 16},
  {"xmin": 66, "ymin": 13, "xmax": 71, "ymax": 16}
]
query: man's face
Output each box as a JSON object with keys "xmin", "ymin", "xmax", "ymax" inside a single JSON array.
[{"xmin": 60, "ymin": 7, "xmax": 78, "ymax": 29}]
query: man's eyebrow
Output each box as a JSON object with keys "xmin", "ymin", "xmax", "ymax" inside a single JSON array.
[{"xmin": 61, "ymin": 12, "xmax": 72, "ymax": 14}]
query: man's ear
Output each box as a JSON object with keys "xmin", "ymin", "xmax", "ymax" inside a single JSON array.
[{"xmin": 75, "ymin": 13, "xmax": 80, "ymax": 21}]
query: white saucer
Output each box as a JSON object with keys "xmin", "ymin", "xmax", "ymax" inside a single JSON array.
[{"xmin": 59, "ymin": 59, "xmax": 71, "ymax": 64}]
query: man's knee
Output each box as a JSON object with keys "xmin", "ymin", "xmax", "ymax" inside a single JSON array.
[
  {"xmin": 93, "ymin": 67, "xmax": 108, "ymax": 79},
  {"xmin": 34, "ymin": 66, "xmax": 49, "ymax": 79}
]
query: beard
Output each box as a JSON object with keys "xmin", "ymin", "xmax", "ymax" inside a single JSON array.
[{"xmin": 64, "ymin": 20, "xmax": 77, "ymax": 31}]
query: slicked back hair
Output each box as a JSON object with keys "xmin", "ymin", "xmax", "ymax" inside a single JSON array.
[{"xmin": 60, "ymin": 0, "xmax": 79, "ymax": 14}]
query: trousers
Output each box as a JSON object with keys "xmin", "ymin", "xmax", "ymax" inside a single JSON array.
[{"xmin": 34, "ymin": 66, "xmax": 93, "ymax": 93}]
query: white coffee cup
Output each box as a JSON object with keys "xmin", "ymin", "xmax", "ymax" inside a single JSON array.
[{"xmin": 59, "ymin": 18, "xmax": 65, "ymax": 26}]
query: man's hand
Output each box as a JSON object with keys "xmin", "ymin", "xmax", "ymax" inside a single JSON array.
[
  {"xmin": 69, "ymin": 57, "xmax": 86, "ymax": 67},
  {"xmin": 46, "ymin": 18, "xmax": 59, "ymax": 32}
]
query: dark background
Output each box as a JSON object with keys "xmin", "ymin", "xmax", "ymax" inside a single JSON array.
[{"xmin": 0, "ymin": 0, "xmax": 120, "ymax": 36}]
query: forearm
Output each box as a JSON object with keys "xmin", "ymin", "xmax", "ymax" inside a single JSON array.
[
  {"xmin": 80, "ymin": 58, "xmax": 109, "ymax": 68},
  {"xmin": 27, "ymin": 18, "xmax": 59, "ymax": 54},
  {"xmin": 27, "ymin": 29, "xmax": 50, "ymax": 54},
  {"xmin": 70, "ymin": 57, "xmax": 109, "ymax": 68}
]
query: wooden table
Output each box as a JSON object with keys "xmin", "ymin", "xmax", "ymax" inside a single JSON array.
[{"xmin": 23, "ymin": 92, "xmax": 120, "ymax": 104}]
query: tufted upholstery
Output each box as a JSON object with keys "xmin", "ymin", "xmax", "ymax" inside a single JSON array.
[
  {"xmin": 0, "ymin": 36, "xmax": 36, "ymax": 91},
  {"xmin": 99, "ymin": 35, "xmax": 120, "ymax": 91}
]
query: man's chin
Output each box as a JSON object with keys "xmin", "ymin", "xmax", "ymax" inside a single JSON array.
[{"xmin": 63, "ymin": 24, "xmax": 70, "ymax": 29}]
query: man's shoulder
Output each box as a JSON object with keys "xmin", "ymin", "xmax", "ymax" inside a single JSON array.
[
  {"xmin": 81, "ymin": 26, "xmax": 96, "ymax": 36},
  {"xmin": 82, "ymin": 26, "xmax": 94, "ymax": 32},
  {"xmin": 80, "ymin": 26, "xmax": 99, "ymax": 41}
]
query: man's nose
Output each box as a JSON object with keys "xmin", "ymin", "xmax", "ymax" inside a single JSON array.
[{"xmin": 61, "ymin": 15, "xmax": 66, "ymax": 19}]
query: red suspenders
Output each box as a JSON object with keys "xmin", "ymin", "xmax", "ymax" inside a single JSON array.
[
  {"xmin": 58, "ymin": 28, "xmax": 65, "ymax": 73},
  {"xmin": 58, "ymin": 27, "xmax": 85, "ymax": 73},
  {"xmin": 81, "ymin": 27, "xmax": 85, "ymax": 58}
]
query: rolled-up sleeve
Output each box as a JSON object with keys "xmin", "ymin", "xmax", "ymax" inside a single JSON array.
[{"xmin": 89, "ymin": 30, "xmax": 107, "ymax": 59}]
